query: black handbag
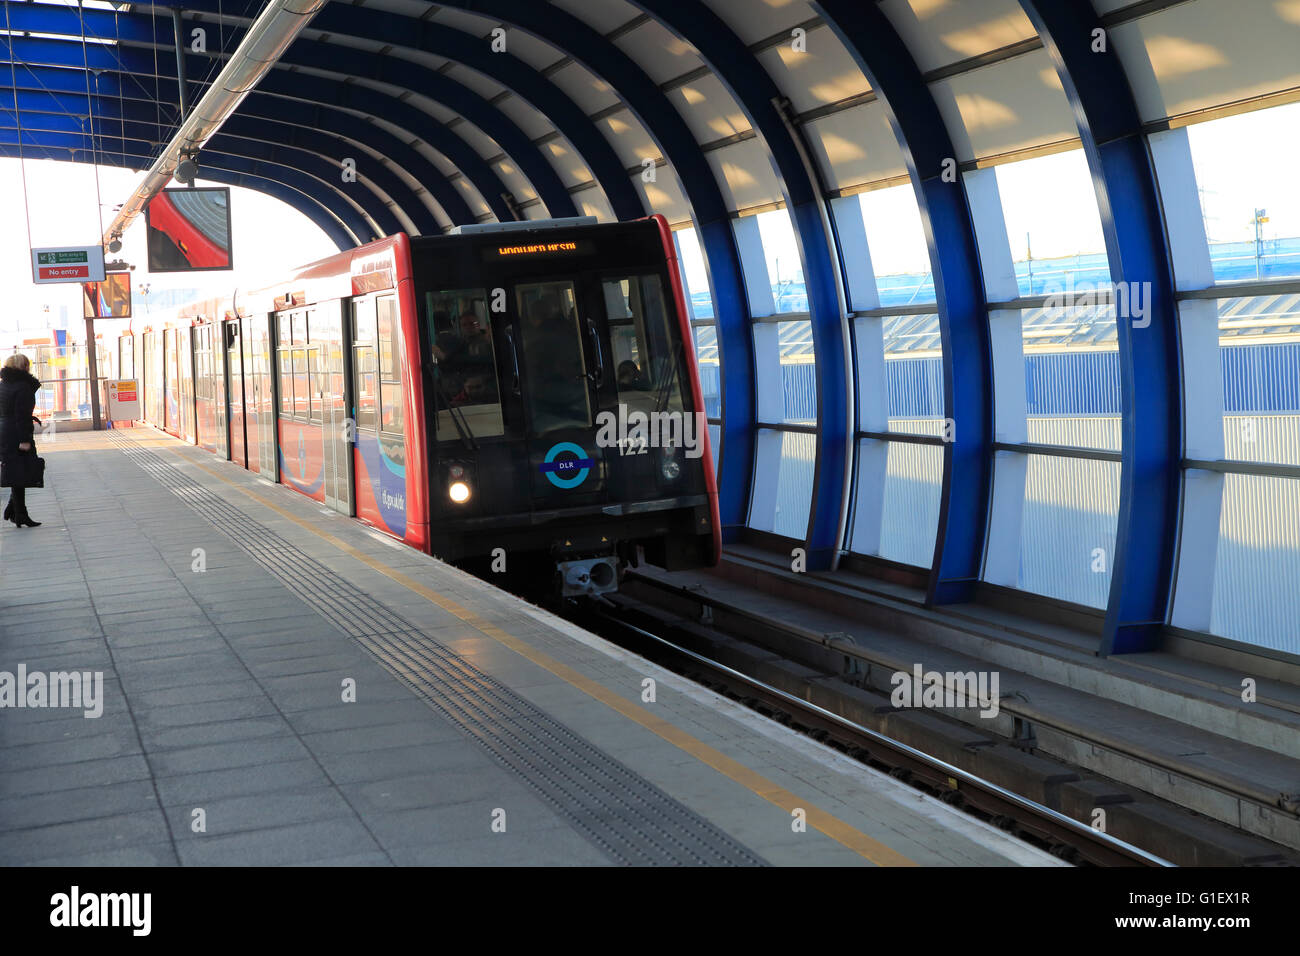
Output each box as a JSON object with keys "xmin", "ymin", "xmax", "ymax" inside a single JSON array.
[{"xmin": 1, "ymin": 454, "xmax": 44, "ymax": 488}]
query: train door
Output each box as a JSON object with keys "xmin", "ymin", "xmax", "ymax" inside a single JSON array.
[
  {"xmin": 226, "ymin": 320, "xmax": 248, "ymax": 468},
  {"xmin": 163, "ymin": 328, "xmax": 179, "ymax": 434},
  {"xmin": 350, "ymin": 293, "xmax": 406, "ymax": 535},
  {"xmin": 247, "ymin": 314, "xmax": 277, "ymax": 480},
  {"xmin": 513, "ymin": 279, "xmax": 610, "ymax": 509},
  {"xmin": 178, "ymin": 326, "xmax": 196, "ymax": 443},
  {"xmin": 275, "ymin": 307, "xmax": 328, "ymax": 502},
  {"xmin": 212, "ymin": 323, "xmax": 228, "ymax": 459},
  {"xmin": 194, "ymin": 324, "xmax": 222, "ymax": 454},
  {"xmin": 315, "ymin": 300, "xmax": 353, "ymax": 515}
]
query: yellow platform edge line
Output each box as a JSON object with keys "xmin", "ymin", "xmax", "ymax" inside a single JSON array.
[{"xmin": 160, "ymin": 443, "xmax": 916, "ymax": 867}]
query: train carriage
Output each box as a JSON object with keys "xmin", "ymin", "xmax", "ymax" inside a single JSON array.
[{"xmin": 126, "ymin": 215, "xmax": 719, "ymax": 594}]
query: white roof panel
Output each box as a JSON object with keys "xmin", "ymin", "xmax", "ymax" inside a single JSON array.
[
  {"xmin": 879, "ymin": 0, "xmax": 1038, "ymax": 75},
  {"xmin": 613, "ymin": 18, "xmax": 705, "ymax": 86},
  {"xmin": 702, "ymin": 0, "xmax": 816, "ymax": 46},
  {"xmin": 492, "ymin": 157, "xmax": 539, "ymax": 205},
  {"xmin": 705, "ymin": 136, "xmax": 785, "ymax": 211},
  {"xmin": 1110, "ymin": 0, "xmax": 1300, "ymax": 122},
  {"xmin": 595, "ymin": 110, "xmax": 662, "ymax": 169},
  {"xmin": 548, "ymin": 59, "xmax": 622, "ymax": 115},
  {"xmin": 551, "ymin": 0, "xmax": 643, "ymax": 36},
  {"xmin": 802, "ymin": 101, "xmax": 909, "ymax": 191},
  {"xmin": 753, "ymin": 25, "xmax": 872, "ymax": 112},
  {"xmin": 665, "ymin": 74, "xmax": 752, "ymax": 144},
  {"xmin": 634, "ymin": 165, "xmax": 691, "ymax": 222},
  {"xmin": 929, "ymin": 48, "xmax": 1078, "ymax": 162}
]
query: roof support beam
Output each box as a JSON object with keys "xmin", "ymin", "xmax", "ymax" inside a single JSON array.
[
  {"xmin": 3, "ymin": 32, "xmax": 480, "ymax": 227},
  {"xmin": 813, "ymin": 0, "xmax": 995, "ymax": 604},
  {"xmin": 1019, "ymin": 1, "xmax": 1183, "ymax": 654}
]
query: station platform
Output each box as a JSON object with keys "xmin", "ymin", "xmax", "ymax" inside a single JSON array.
[{"xmin": 0, "ymin": 428, "xmax": 1059, "ymax": 867}]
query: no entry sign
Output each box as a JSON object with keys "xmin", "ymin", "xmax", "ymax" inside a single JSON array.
[{"xmin": 32, "ymin": 245, "xmax": 106, "ymax": 284}]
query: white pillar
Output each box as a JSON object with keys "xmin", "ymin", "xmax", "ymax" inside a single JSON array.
[{"xmin": 1151, "ymin": 127, "xmax": 1224, "ymax": 633}]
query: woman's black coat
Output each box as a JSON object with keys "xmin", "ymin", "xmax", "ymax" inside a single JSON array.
[{"xmin": 0, "ymin": 366, "xmax": 40, "ymax": 463}]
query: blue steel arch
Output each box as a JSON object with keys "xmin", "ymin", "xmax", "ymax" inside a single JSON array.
[
  {"xmin": 406, "ymin": 0, "xmax": 758, "ymax": 544},
  {"xmin": 141, "ymin": 0, "xmax": 632, "ymax": 221},
  {"xmin": 1, "ymin": 34, "xmax": 477, "ymax": 227},
  {"xmin": 6, "ymin": 86, "xmax": 441, "ymax": 235},
  {"xmin": 2, "ymin": 2, "xmax": 543, "ymax": 222},
  {"xmin": 627, "ymin": 0, "xmax": 848, "ymax": 569},
  {"xmin": 0, "ymin": 135, "xmax": 363, "ymax": 248},
  {"xmin": 812, "ymin": 0, "xmax": 995, "ymax": 605},
  {"xmin": 16, "ymin": 63, "xmax": 492, "ymax": 229},
  {"xmin": 1019, "ymin": 1, "xmax": 1183, "ymax": 654}
]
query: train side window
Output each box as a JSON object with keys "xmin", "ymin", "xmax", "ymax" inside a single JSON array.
[
  {"xmin": 307, "ymin": 347, "xmax": 323, "ymax": 424},
  {"xmin": 602, "ymin": 275, "xmax": 685, "ymax": 417},
  {"xmin": 278, "ymin": 338, "xmax": 294, "ymax": 416},
  {"xmin": 292, "ymin": 347, "xmax": 309, "ymax": 420},
  {"xmin": 377, "ymin": 295, "xmax": 403, "ymax": 435},
  {"xmin": 426, "ymin": 287, "xmax": 503, "ymax": 441}
]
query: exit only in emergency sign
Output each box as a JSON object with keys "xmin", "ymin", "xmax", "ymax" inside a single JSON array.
[{"xmin": 31, "ymin": 245, "xmax": 106, "ymax": 284}]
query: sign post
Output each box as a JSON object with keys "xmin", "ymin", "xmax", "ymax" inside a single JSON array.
[{"xmin": 31, "ymin": 246, "xmax": 106, "ymax": 284}]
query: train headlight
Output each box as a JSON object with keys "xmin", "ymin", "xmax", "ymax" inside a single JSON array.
[
  {"xmin": 449, "ymin": 480, "xmax": 471, "ymax": 504},
  {"xmin": 660, "ymin": 453, "xmax": 682, "ymax": 482}
]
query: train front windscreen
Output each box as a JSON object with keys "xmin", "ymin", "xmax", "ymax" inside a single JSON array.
[{"xmin": 411, "ymin": 220, "xmax": 711, "ymax": 534}]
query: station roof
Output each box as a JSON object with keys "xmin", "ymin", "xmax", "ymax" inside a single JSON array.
[{"xmin": 3, "ymin": 0, "xmax": 1297, "ymax": 251}]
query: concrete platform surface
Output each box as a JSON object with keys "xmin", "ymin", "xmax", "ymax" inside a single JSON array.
[{"xmin": 0, "ymin": 428, "xmax": 1061, "ymax": 867}]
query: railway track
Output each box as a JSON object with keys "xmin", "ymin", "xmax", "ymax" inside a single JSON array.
[{"xmin": 566, "ymin": 597, "xmax": 1171, "ymax": 868}]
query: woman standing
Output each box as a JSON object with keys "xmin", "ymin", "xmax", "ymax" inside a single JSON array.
[{"xmin": 0, "ymin": 353, "xmax": 43, "ymax": 527}]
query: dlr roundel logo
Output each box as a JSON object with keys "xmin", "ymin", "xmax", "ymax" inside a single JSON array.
[{"xmin": 540, "ymin": 442, "xmax": 594, "ymax": 489}]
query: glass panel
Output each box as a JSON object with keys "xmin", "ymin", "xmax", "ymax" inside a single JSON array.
[
  {"xmin": 352, "ymin": 346, "xmax": 376, "ymax": 431},
  {"xmin": 380, "ymin": 383, "xmax": 403, "ymax": 435},
  {"xmin": 427, "ymin": 287, "xmax": 503, "ymax": 441},
  {"xmin": 278, "ymin": 348, "xmax": 293, "ymax": 416},
  {"xmin": 517, "ymin": 280, "xmax": 590, "ymax": 434},
  {"xmin": 604, "ymin": 275, "xmax": 685, "ymax": 419},
  {"xmin": 292, "ymin": 348, "xmax": 308, "ymax": 419},
  {"xmin": 674, "ymin": 226, "xmax": 714, "ymax": 320},
  {"xmin": 1217, "ymin": 295, "xmax": 1300, "ymax": 467},
  {"xmin": 690, "ymin": 324, "xmax": 721, "ymax": 418},
  {"xmin": 858, "ymin": 184, "xmax": 935, "ymax": 307},
  {"xmin": 377, "ymin": 296, "xmax": 398, "ymax": 379},
  {"xmin": 307, "ymin": 348, "xmax": 322, "ymax": 424},
  {"xmin": 771, "ymin": 429, "xmax": 814, "ymax": 539},
  {"xmin": 708, "ymin": 422, "xmax": 721, "ymax": 478},
  {"xmin": 871, "ymin": 440, "xmax": 943, "ymax": 568},
  {"xmin": 993, "ymin": 149, "xmax": 1110, "ymax": 297},
  {"xmin": 878, "ymin": 312, "xmax": 945, "ymax": 435},
  {"xmin": 754, "ymin": 209, "xmax": 808, "ymax": 314},
  {"xmin": 1018, "ymin": 454, "xmax": 1120, "ymax": 609},
  {"xmin": 1185, "ymin": 102, "xmax": 1300, "ymax": 285},
  {"xmin": 1021, "ymin": 304, "xmax": 1121, "ymax": 451},
  {"xmin": 1211, "ymin": 474, "xmax": 1300, "ymax": 653},
  {"xmin": 778, "ymin": 319, "xmax": 816, "ymax": 424}
]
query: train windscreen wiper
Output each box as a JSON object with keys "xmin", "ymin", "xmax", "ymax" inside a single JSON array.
[{"xmin": 425, "ymin": 362, "xmax": 477, "ymax": 451}]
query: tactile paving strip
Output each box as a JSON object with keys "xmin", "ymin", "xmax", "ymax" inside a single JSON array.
[{"xmin": 110, "ymin": 432, "xmax": 767, "ymax": 867}]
